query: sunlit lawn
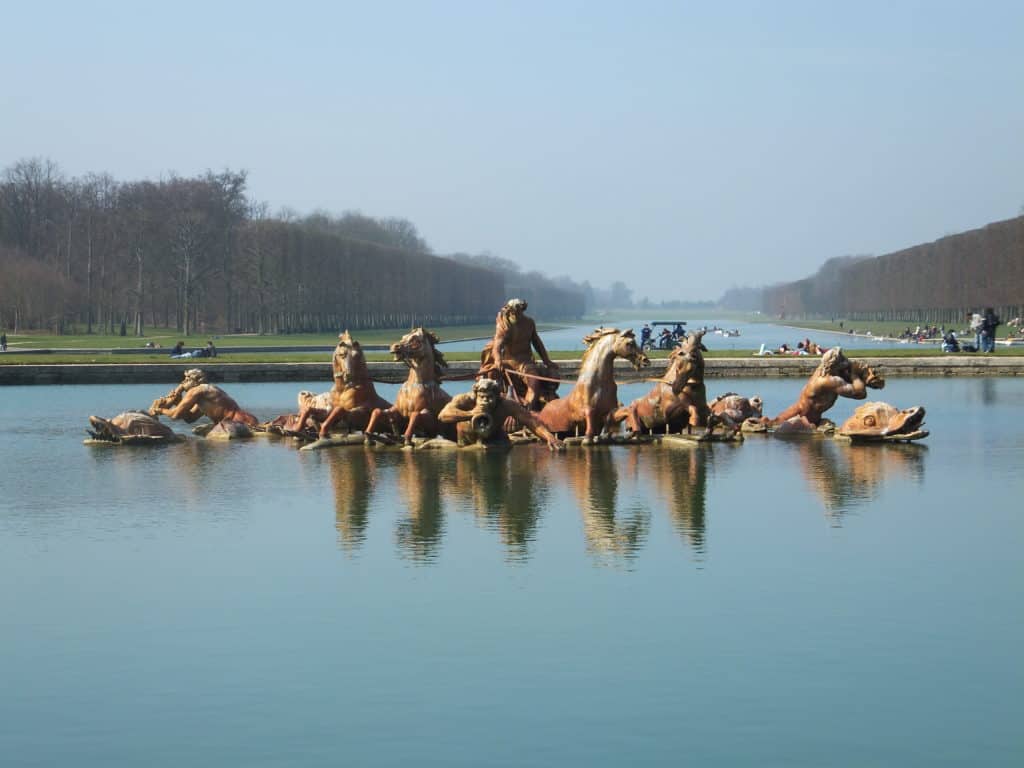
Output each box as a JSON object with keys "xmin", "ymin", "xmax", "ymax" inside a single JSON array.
[
  {"xmin": 2, "ymin": 347, "xmax": 1022, "ymax": 365},
  {"xmin": 0, "ymin": 324, "xmax": 521, "ymax": 350}
]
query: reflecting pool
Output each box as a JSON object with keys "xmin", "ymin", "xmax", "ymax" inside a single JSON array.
[{"xmin": 1, "ymin": 377, "xmax": 1022, "ymax": 766}]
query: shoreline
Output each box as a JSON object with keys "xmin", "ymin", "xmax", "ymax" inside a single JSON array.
[
  {"xmin": 777, "ymin": 322, "xmax": 1024, "ymax": 347},
  {"xmin": 3, "ymin": 355, "xmax": 1022, "ymax": 386}
]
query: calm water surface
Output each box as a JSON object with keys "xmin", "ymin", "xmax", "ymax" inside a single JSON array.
[
  {"xmin": 1, "ymin": 377, "xmax": 1022, "ymax": 767},
  {"xmin": 439, "ymin": 317, "xmax": 911, "ymax": 353}
]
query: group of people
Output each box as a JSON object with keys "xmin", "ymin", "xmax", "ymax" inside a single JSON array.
[
  {"xmin": 169, "ymin": 340, "xmax": 217, "ymax": 359},
  {"xmin": 639, "ymin": 323, "xmax": 686, "ymax": 351},
  {"xmin": 968, "ymin": 308, "xmax": 1001, "ymax": 353},
  {"xmin": 759, "ymin": 337, "xmax": 826, "ymax": 356}
]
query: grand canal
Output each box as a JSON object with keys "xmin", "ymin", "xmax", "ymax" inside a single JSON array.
[{"xmin": 2, "ymin": 377, "xmax": 1021, "ymax": 766}]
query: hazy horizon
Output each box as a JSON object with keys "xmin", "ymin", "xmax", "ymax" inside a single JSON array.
[{"xmin": 3, "ymin": 1, "xmax": 1021, "ymax": 301}]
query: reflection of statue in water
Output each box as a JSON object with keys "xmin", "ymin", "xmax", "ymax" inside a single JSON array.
[
  {"xmin": 650, "ymin": 445, "xmax": 712, "ymax": 554},
  {"xmin": 479, "ymin": 298, "xmax": 560, "ymax": 411},
  {"xmin": 565, "ymin": 449, "xmax": 649, "ymax": 561},
  {"xmin": 149, "ymin": 368, "xmax": 257, "ymax": 438},
  {"xmin": 772, "ymin": 348, "xmax": 884, "ymax": 432},
  {"xmin": 329, "ymin": 451, "xmax": 377, "ymax": 553},
  {"xmin": 787, "ymin": 439, "xmax": 926, "ymax": 524},
  {"xmin": 438, "ymin": 378, "xmax": 563, "ymax": 449},
  {"xmin": 449, "ymin": 449, "xmax": 549, "ymax": 561},
  {"xmin": 394, "ymin": 450, "xmax": 447, "ymax": 561}
]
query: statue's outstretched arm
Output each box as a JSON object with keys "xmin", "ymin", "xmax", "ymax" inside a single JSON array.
[
  {"xmin": 833, "ymin": 375, "xmax": 867, "ymax": 400},
  {"xmin": 438, "ymin": 395, "xmax": 475, "ymax": 424},
  {"xmin": 165, "ymin": 390, "xmax": 206, "ymax": 422},
  {"xmin": 506, "ymin": 401, "xmax": 563, "ymax": 450}
]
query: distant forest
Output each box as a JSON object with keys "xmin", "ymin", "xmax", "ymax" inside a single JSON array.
[
  {"xmin": 0, "ymin": 158, "xmax": 616, "ymax": 334},
  {"xmin": 720, "ymin": 215, "xmax": 1024, "ymax": 323}
]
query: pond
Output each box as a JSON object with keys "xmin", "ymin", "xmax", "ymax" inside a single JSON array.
[
  {"xmin": 438, "ymin": 316, "xmax": 910, "ymax": 353},
  {"xmin": 1, "ymin": 377, "xmax": 1022, "ymax": 766}
]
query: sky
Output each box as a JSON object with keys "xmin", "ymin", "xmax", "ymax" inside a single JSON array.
[{"xmin": 2, "ymin": 1, "xmax": 1022, "ymax": 301}]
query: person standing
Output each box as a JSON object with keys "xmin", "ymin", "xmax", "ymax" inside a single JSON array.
[
  {"xmin": 980, "ymin": 308, "xmax": 1000, "ymax": 353},
  {"xmin": 1, "ymin": 332, "xmax": 7, "ymax": 352},
  {"xmin": 969, "ymin": 311, "xmax": 984, "ymax": 351}
]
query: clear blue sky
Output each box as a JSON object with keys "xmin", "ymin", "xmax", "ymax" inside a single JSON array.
[{"xmin": 2, "ymin": 1, "xmax": 1021, "ymax": 301}]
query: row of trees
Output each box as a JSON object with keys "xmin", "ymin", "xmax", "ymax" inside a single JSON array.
[
  {"xmin": 0, "ymin": 158, "xmax": 592, "ymax": 334},
  {"xmin": 728, "ymin": 216, "xmax": 1024, "ymax": 324}
]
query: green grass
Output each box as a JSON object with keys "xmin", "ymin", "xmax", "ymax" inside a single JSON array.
[
  {"xmin": 0, "ymin": 324, "xmax": 528, "ymax": 350},
  {"xmin": 3, "ymin": 346, "xmax": 1022, "ymax": 365},
  {"xmin": 758, "ymin": 316, "xmax": 1022, "ymax": 341}
]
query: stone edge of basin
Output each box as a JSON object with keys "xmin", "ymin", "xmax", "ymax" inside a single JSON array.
[{"xmin": 2, "ymin": 356, "xmax": 1023, "ymax": 385}]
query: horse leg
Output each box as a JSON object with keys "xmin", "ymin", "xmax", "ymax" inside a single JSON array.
[
  {"xmin": 364, "ymin": 407, "xmax": 384, "ymax": 444},
  {"xmin": 403, "ymin": 410, "xmax": 421, "ymax": 446},
  {"xmin": 319, "ymin": 406, "xmax": 347, "ymax": 439},
  {"xmin": 583, "ymin": 408, "xmax": 596, "ymax": 444}
]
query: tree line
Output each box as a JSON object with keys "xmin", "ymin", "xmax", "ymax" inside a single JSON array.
[
  {"xmin": 0, "ymin": 158, "xmax": 592, "ymax": 335},
  {"xmin": 722, "ymin": 216, "xmax": 1024, "ymax": 324}
]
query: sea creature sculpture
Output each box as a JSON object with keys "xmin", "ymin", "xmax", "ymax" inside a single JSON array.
[
  {"xmin": 536, "ymin": 328, "xmax": 649, "ymax": 443},
  {"xmin": 364, "ymin": 328, "xmax": 454, "ymax": 446},
  {"xmin": 262, "ymin": 390, "xmax": 332, "ymax": 436},
  {"xmin": 709, "ymin": 392, "xmax": 765, "ymax": 432},
  {"xmin": 85, "ymin": 411, "xmax": 182, "ymax": 445},
  {"xmin": 838, "ymin": 402, "xmax": 928, "ymax": 442}
]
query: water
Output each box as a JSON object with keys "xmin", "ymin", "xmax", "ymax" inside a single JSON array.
[
  {"xmin": 2, "ymin": 378, "xmax": 1022, "ymax": 766},
  {"xmin": 439, "ymin": 317, "xmax": 907, "ymax": 353}
]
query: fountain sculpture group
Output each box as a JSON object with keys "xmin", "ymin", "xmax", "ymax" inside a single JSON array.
[{"xmin": 85, "ymin": 299, "xmax": 928, "ymax": 448}]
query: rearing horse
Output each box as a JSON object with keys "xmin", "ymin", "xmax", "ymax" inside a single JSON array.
[
  {"xmin": 296, "ymin": 331, "xmax": 392, "ymax": 439},
  {"xmin": 364, "ymin": 328, "xmax": 454, "ymax": 446},
  {"xmin": 537, "ymin": 328, "xmax": 649, "ymax": 443},
  {"xmin": 612, "ymin": 338, "xmax": 696, "ymax": 435}
]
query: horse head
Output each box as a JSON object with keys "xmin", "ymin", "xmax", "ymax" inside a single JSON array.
[
  {"xmin": 581, "ymin": 328, "xmax": 649, "ymax": 371},
  {"xmin": 682, "ymin": 329, "xmax": 708, "ymax": 355},
  {"xmin": 391, "ymin": 327, "xmax": 448, "ymax": 379},
  {"xmin": 333, "ymin": 330, "xmax": 368, "ymax": 386},
  {"xmin": 665, "ymin": 341, "xmax": 699, "ymax": 390}
]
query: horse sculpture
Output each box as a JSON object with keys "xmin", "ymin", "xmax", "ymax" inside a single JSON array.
[
  {"xmin": 536, "ymin": 328, "xmax": 649, "ymax": 443},
  {"xmin": 364, "ymin": 328, "xmax": 454, "ymax": 446},
  {"xmin": 612, "ymin": 338, "xmax": 696, "ymax": 435},
  {"xmin": 613, "ymin": 329, "xmax": 725, "ymax": 437},
  {"xmin": 295, "ymin": 331, "xmax": 392, "ymax": 439}
]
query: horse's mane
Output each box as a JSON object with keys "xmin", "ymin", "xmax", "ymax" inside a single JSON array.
[{"xmin": 580, "ymin": 327, "xmax": 629, "ymax": 366}]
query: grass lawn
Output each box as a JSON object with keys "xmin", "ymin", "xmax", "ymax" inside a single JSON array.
[
  {"xmin": 0, "ymin": 323, "xmax": 532, "ymax": 350},
  {"xmin": 2, "ymin": 346, "xmax": 1023, "ymax": 365},
  {"xmin": 762, "ymin": 316, "xmax": 1022, "ymax": 341}
]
